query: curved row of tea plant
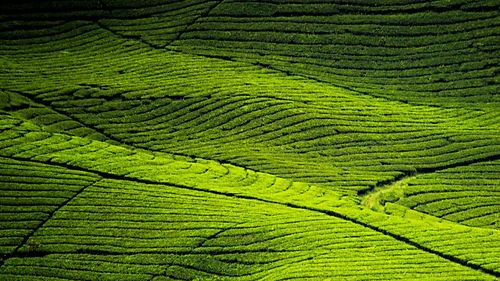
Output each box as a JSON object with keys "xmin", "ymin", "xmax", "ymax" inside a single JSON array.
[
  {"xmin": 171, "ymin": 0, "xmax": 500, "ymax": 107},
  {"xmin": 0, "ymin": 0, "xmax": 498, "ymax": 279},
  {"xmin": 0, "ymin": 157, "xmax": 99, "ymax": 256},
  {"xmin": 399, "ymin": 159, "xmax": 500, "ymax": 229},
  {"xmin": 0, "ymin": 0, "xmax": 220, "ymax": 48},
  {"xmin": 0, "ymin": 112, "xmax": 499, "ymax": 277},
  {"xmin": 0, "ymin": 113, "xmax": 498, "ymax": 280},
  {"xmin": 1, "ymin": 23, "xmax": 499, "ymax": 199},
  {"xmin": 2, "ymin": 0, "xmax": 498, "ymax": 107},
  {"xmin": 1, "ymin": 168, "xmax": 492, "ymax": 280}
]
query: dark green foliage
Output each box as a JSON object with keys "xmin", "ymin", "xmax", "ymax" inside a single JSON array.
[{"xmin": 171, "ymin": 1, "xmax": 500, "ymax": 107}]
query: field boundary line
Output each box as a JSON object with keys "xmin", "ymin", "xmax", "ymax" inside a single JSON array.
[
  {"xmin": 2, "ymin": 155, "xmax": 498, "ymax": 278},
  {"xmin": 0, "ymin": 177, "xmax": 102, "ymax": 267},
  {"xmin": 359, "ymin": 153, "xmax": 500, "ymax": 197},
  {"xmin": 167, "ymin": 0, "xmax": 226, "ymax": 47},
  {"xmin": 2, "ymin": 89, "xmax": 132, "ymax": 147}
]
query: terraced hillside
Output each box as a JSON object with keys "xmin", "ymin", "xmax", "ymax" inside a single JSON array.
[{"xmin": 0, "ymin": 0, "xmax": 499, "ymax": 280}]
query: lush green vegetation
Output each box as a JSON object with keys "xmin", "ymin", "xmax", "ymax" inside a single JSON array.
[
  {"xmin": 172, "ymin": 0, "xmax": 500, "ymax": 107},
  {"xmin": 0, "ymin": 0, "xmax": 498, "ymax": 280},
  {"xmin": 399, "ymin": 159, "xmax": 500, "ymax": 228}
]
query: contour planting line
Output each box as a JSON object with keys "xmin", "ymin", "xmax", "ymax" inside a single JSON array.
[
  {"xmin": 87, "ymin": 17, "xmax": 455, "ymax": 109},
  {"xmin": 0, "ymin": 177, "xmax": 103, "ymax": 268},
  {"xmin": 3, "ymin": 248, "xmax": 299, "ymax": 261},
  {"xmin": 5, "ymin": 84, "xmax": 499, "ymax": 199},
  {"xmin": 1, "ymin": 88, "xmax": 290, "ymax": 177},
  {"xmin": 1, "ymin": 155, "xmax": 498, "ymax": 278},
  {"xmin": 167, "ymin": 0, "xmax": 226, "ymax": 46},
  {"xmin": 162, "ymin": 49, "xmax": 484, "ymax": 110},
  {"xmin": 6, "ymin": 87, "xmax": 499, "ymax": 212},
  {"xmin": 1, "ymin": 89, "xmax": 117, "ymax": 144},
  {"xmin": 358, "ymin": 153, "xmax": 500, "ymax": 198},
  {"xmin": 9, "ymin": 87, "xmax": 496, "ymax": 197}
]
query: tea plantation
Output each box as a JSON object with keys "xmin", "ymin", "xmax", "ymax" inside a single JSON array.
[{"xmin": 0, "ymin": 0, "xmax": 499, "ymax": 280}]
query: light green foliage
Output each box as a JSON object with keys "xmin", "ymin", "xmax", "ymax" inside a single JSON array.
[
  {"xmin": 0, "ymin": 0, "xmax": 498, "ymax": 280},
  {"xmin": 0, "ymin": 105, "xmax": 498, "ymax": 280},
  {"xmin": 399, "ymin": 160, "xmax": 500, "ymax": 228}
]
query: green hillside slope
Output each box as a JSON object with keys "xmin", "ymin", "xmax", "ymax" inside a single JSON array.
[
  {"xmin": 1, "ymin": 106, "xmax": 499, "ymax": 280},
  {"xmin": 0, "ymin": 0, "xmax": 499, "ymax": 280},
  {"xmin": 172, "ymin": 0, "xmax": 500, "ymax": 107}
]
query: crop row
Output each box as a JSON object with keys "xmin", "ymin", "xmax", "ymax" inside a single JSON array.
[
  {"xmin": 338, "ymin": 202, "xmax": 499, "ymax": 273},
  {"xmin": 100, "ymin": 0, "xmax": 218, "ymax": 47},
  {"xmin": 3, "ymin": 0, "xmax": 497, "ymax": 107},
  {"xmin": 3, "ymin": 253, "xmax": 490, "ymax": 281},
  {"xmin": 0, "ymin": 162, "xmax": 495, "ymax": 280},
  {"xmin": 59, "ymin": 90, "xmax": 498, "ymax": 194},
  {"xmin": 171, "ymin": 1, "xmax": 499, "ymax": 107},
  {"xmin": 0, "ymin": 0, "xmax": 218, "ymax": 48},
  {"xmin": 1, "ymin": 31, "xmax": 498, "ymax": 197},
  {"xmin": 213, "ymin": 0, "xmax": 494, "ymax": 15},
  {"xmin": 0, "ymin": 1, "xmax": 499, "ymax": 279},
  {"xmin": 398, "ymin": 160, "xmax": 500, "ymax": 228},
  {"xmin": 0, "ymin": 109, "xmax": 498, "ymax": 278},
  {"xmin": 0, "ymin": 114, "xmax": 346, "ymax": 208},
  {"xmin": 0, "ymin": 157, "xmax": 98, "ymax": 255},
  {"xmin": 0, "ymin": 0, "xmax": 214, "ymax": 20},
  {"xmin": 0, "ymin": 91, "xmax": 109, "ymax": 144}
]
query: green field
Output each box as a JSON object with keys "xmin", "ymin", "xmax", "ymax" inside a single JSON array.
[{"xmin": 0, "ymin": 0, "xmax": 499, "ymax": 280}]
